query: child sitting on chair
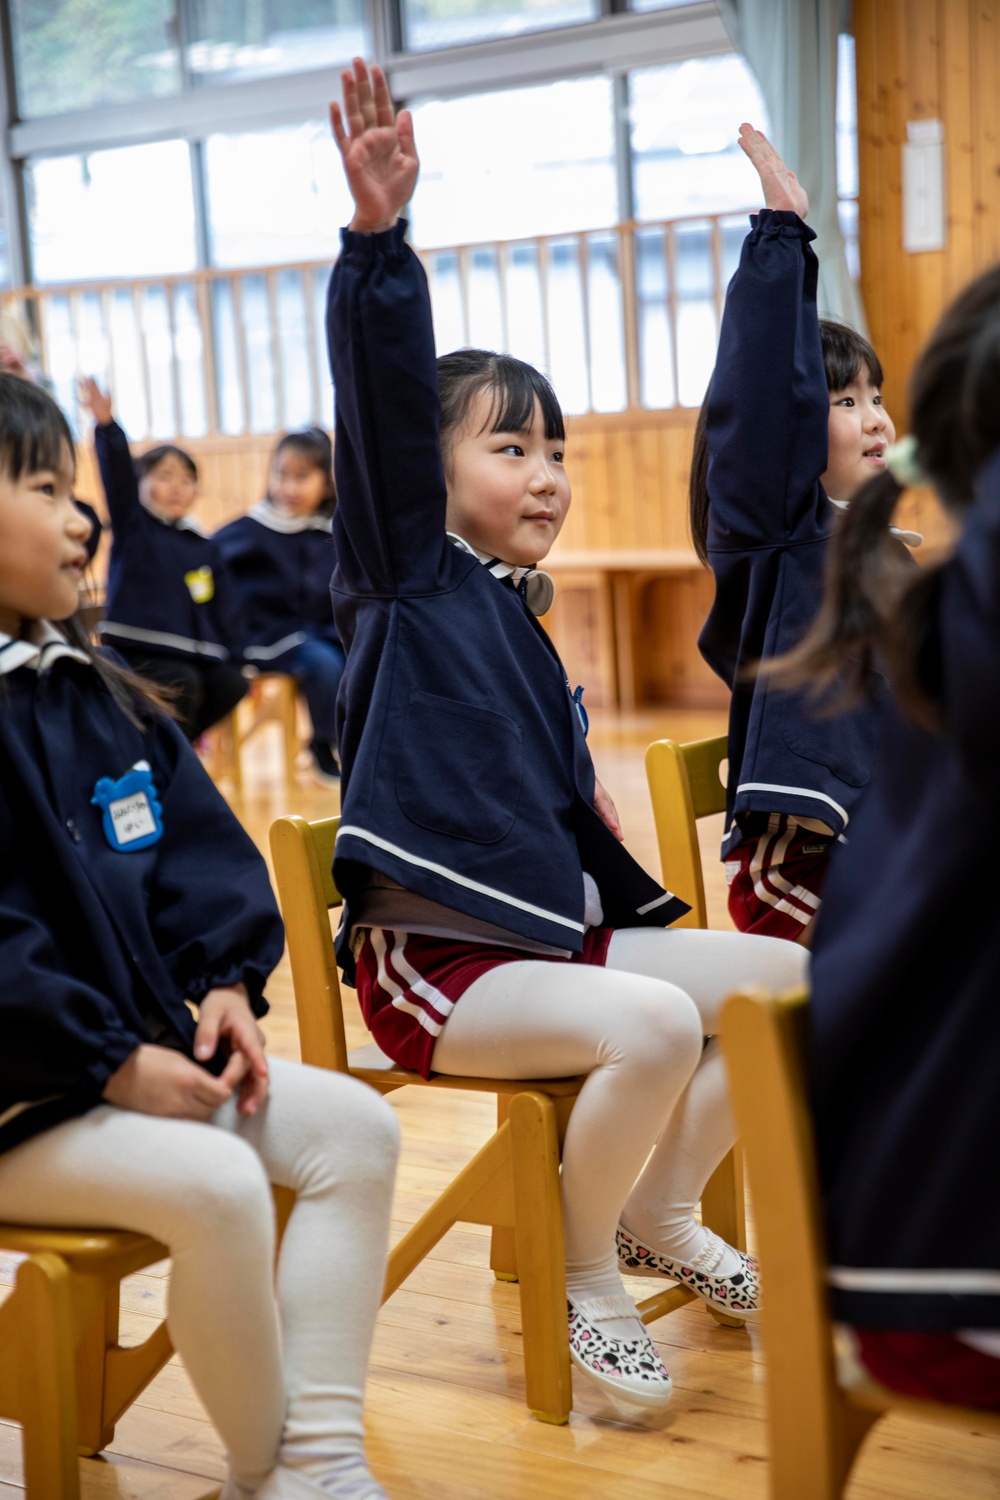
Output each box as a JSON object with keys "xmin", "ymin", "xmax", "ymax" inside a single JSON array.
[{"xmin": 325, "ymin": 58, "xmax": 808, "ymax": 1411}]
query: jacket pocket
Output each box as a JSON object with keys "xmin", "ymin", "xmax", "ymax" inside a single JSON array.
[{"xmin": 396, "ymin": 691, "xmax": 523, "ymax": 844}]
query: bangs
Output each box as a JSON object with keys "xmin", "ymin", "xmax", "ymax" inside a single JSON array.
[
  {"xmin": 478, "ymin": 357, "xmax": 565, "ymax": 443},
  {"xmin": 820, "ymin": 320, "xmax": 885, "ymax": 393},
  {"xmin": 0, "ymin": 373, "xmax": 75, "ymax": 481}
]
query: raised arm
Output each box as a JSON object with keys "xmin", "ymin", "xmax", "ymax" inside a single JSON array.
[
  {"xmin": 80, "ymin": 378, "xmax": 142, "ymax": 540},
  {"xmin": 705, "ymin": 125, "xmax": 830, "ymax": 549},
  {"xmin": 327, "ymin": 59, "xmax": 452, "ymax": 592}
]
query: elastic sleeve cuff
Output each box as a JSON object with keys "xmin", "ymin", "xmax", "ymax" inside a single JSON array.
[
  {"xmin": 83, "ymin": 1030, "xmax": 145, "ymax": 1096},
  {"xmin": 750, "ymin": 209, "xmax": 816, "ymax": 242},
  {"xmin": 338, "ymin": 218, "xmax": 410, "ymax": 262},
  {"xmin": 188, "ymin": 965, "xmax": 271, "ymax": 1018}
]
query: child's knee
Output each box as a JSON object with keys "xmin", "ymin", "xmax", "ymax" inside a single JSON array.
[
  {"xmin": 183, "ymin": 1132, "xmax": 274, "ymax": 1236},
  {"xmin": 293, "ymin": 1066, "xmax": 401, "ymax": 1183},
  {"xmin": 603, "ymin": 979, "xmax": 704, "ymax": 1081}
]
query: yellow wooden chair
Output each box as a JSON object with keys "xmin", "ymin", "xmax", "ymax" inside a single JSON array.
[
  {"xmin": 270, "ymin": 813, "xmax": 742, "ymax": 1423},
  {"xmin": 721, "ymin": 986, "xmax": 1000, "ymax": 1498},
  {"xmin": 0, "ymin": 1224, "xmax": 171, "ymax": 1498},
  {"xmin": 644, "ymin": 735, "xmax": 747, "ymax": 1265},
  {"xmin": 213, "ymin": 673, "xmax": 301, "ymax": 795}
]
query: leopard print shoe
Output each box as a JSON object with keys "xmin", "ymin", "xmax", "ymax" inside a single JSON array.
[
  {"xmin": 617, "ymin": 1223, "xmax": 761, "ymax": 1322},
  {"xmin": 567, "ymin": 1294, "xmax": 674, "ymax": 1407}
]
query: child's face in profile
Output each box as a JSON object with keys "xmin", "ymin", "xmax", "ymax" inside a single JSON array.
[
  {"xmin": 444, "ymin": 392, "xmax": 571, "ymax": 567},
  {"xmin": 0, "ymin": 448, "xmax": 89, "ymax": 635},
  {"xmin": 270, "ymin": 449, "xmax": 329, "ymax": 518},
  {"xmin": 140, "ymin": 452, "xmax": 198, "ymax": 522},
  {"xmin": 822, "ymin": 372, "xmax": 896, "ymax": 502}
]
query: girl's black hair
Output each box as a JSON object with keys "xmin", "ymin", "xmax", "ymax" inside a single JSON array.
[
  {"xmin": 775, "ymin": 263, "xmax": 1000, "ymax": 727},
  {"xmin": 436, "ymin": 349, "xmax": 565, "ymax": 458},
  {"xmin": 0, "ymin": 373, "xmax": 170, "ymax": 727},
  {"xmin": 272, "ymin": 427, "xmax": 336, "ymax": 514},
  {"xmin": 688, "ymin": 321, "xmax": 885, "ymax": 566},
  {"xmin": 135, "ymin": 443, "xmax": 198, "ymax": 482}
]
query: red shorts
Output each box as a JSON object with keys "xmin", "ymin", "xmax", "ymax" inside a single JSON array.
[
  {"xmin": 354, "ymin": 926, "xmax": 615, "ymax": 1079},
  {"xmin": 855, "ymin": 1329, "xmax": 1000, "ymax": 1411},
  {"xmin": 726, "ymin": 813, "xmax": 834, "ymax": 941}
]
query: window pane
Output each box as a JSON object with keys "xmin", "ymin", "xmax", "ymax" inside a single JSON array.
[
  {"xmin": 28, "ymin": 142, "xmax": 197, "ymax": 283},
  {"xmin": 186, "ymin": 0, "xmax": 364, "ymax": 85},
  {"xmin": 674, "ymin": 220, "xmax": 716, "ymax": 407},
  {"xmin": 631, "ymin": 55, "xmax": 767, "ymax": 221},
  {"xmin": 402, "ymin": 0, "xmax": 597, "ymax": 53},
  {"xmin": 10, "ymin": 0, "xmax": 180, "ymax": 119},
  {"xmin": 410, "ymin": 78, "xmax": 616, "ymax": 248},
  {"xmin": 204, "ymin": 123, "xmax": 353, "ymax": 268},
  {"xmin": 837, "ymin": 32, "xmax": 859, "ymax": 200}
]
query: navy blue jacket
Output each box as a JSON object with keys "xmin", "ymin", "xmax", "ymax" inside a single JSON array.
[
  {"xmin": 700, "ymin": 211, "xmax": 883, "ymax": 857},
  {"xmin": 809, "ymin": 448, "xmax": 1000, "ymax": 1332},
  {"xmin": 95, "ymin": 421, "xmax": 245, "ymax": 663},
  {"xmin": 326, "ymin": 223, "xmax": 686, "ymax": 979},
  {"xmin": 215, "ymin": 503, "xmax": 341, "ymax": 669},
  {"xmin": 0, "ymin": 627, "xmax": 284, "ymax": 1157}
]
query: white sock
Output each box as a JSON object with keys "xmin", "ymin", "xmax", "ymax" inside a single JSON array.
[
  {"xmin": 281, "ymin": 1451, "xmax": 386, "ymax": 1499},
  {"xmin": 622, "ymin": 1213, "xmax": 743, "ymax": 1279},
  {"xmin": 566, "ymin": 1254, "xmax": 648, "ymax": 1340}
]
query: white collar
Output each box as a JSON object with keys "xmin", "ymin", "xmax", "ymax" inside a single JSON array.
[
  {"xmin": 0, "ymin": 621, "xmax": 91, "ymax": 677},
  {"xmin": 140, "ymin": 499, "xmax": 206, "ymax": 535},
  {"xmin": 447, "ymin": 533, "xmax": 555, "ymax": 616},
  {"xmin": 828, "ymin": 497, "xmax": 922, "ymax": 549},
  {"xmin": 249, "ymin": 499, "xmax": 333, "ymax": 535}
]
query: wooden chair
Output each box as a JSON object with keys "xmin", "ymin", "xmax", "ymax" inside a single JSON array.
[
  {"xmin": 1, "ymin": 1199, "xmax": 295, "ymax": 1498},
  {"xmin": 213, "ymin": 673, "xmax": 301, "ymax": 795},
  {"xmin": 644, "ymin": 735, "xmax": 747, "ymax": 1277},
  {"xmin": 0, "ymin": 1224, "xmax": 171, "ymax": 1498},
  {"xmin": 270, "ymin": 813, "xmax": 745, "ymax": 1423},
  {"xmin": 720, "ymin": 987, "xmax": 1000, "ymax": 1499}
]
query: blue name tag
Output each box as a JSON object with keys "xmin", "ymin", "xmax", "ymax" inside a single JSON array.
[{"xmin": 92, "ymin": 762, "xmax": 164, "ymax": 852}]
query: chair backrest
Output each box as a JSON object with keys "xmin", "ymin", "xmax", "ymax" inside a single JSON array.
[
  {"xmin": 720, "ymin": 988, "xmax": 843, "ymax": 1443},
  {"xmin": 645, "ymin": 735, "xmax": 728, "ymax": 929},
  {"xmin": 270, "ymin": 814, "xmax": 349, "ymax": 1073}
]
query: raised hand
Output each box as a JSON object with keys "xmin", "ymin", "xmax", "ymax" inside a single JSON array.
[
  {"xmin": 738, "ymin": 123, "xmax": 809, "ymax": 219},
  {"xmin": 79, "ymin": 376, "xmax": 114, "ymax": 426},
  {"xmin": 330, "ymin": 58, "xmax": 419, "ymax": 235}
]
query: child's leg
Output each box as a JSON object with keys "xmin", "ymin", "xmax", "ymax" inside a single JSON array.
[
  {"xmin": 0, "ymin": 1107, "xmax": 286, "ymax": 1490},
  {"xmin": 430, "ymin": 962, "xmax": 705, "ymax": 1308},
  {"xmin": 212, "ymin": 1059, "xmax": 399, "ymax": 1490},
  {"xmin": 606, "ymin": 927, "xmax": 807, "ymax": 1265},
  {"xmin": 193, "ymin": 660, "xmax": 249, "ymax": 737},
  {"xmin": 288, "ymin": 637, "xmax": 345, "ymax": 748}
]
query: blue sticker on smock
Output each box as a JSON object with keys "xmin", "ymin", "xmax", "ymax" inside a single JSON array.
[{"xmin": 92, "ymin": 762, "xmax": 164, "ymax": 852}]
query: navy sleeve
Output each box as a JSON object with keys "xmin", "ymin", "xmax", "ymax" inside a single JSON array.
[
  {"xmin": 207, "ymin": 544, "xmax": 249, "ymax": 661},
  {"xmin": 0, "ymin": 896, "xmax": 144, "ymax": 1100},
  {"xmin": 93, "ymin": 420, "xmax": 142, "ymax": 540},
  {"xmin": 706, "ymin": 210, "xmax": 831, "ymax": 548},
  {"xmin": 937, "ymin": 449, "xmax": 1000, "ymax": 763},
  {"xmin": 326, "ymin": 221, "xmax": 451, "ymax": 593},
  {"xmin": 74, "ymin": 499, "xmax": 102, "ymax": 561},
  {"xmin": 145, "ymin": 720, "xmax": 284, "ymax": 1011}
]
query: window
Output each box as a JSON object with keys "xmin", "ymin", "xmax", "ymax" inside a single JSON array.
[
  {"xmin": 837, "ymin": 31, "xmax": 860, "ymax": 281},
  {"xmin": 409, "ymin": 77, "xmax": 617, "ymax": 248},
  {"xmin": 204, "ymin": 122, "xmax": 353, "ymax": 268},
  {"xmin": 9, "ymin": 0, "xmax": 181, "ymax": 119},
  {"xmin": 27, "ymin": 142, "xmax": 197, "ymax": 283},
  {"xmin": 630, "ymin": 54, "xmax": 768, "ymax": 222},
  {"xmin": 185, "ymin": 0, "xmax": 365, "ymax": 86},
  {"xmin": 400, "ymin": 0, "xmax": 598, "ymax": 54}
]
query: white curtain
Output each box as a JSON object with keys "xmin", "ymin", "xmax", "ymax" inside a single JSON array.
[{"xmin": 718, "ymin": 0, "xmax": 867, "ymax": 332}]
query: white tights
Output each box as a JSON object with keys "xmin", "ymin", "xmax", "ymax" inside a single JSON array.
[
  {"xmin": 0, "ymin": 1059, "xmax": 400, "ymax": 1494},
  {"xmin": 432, "ymin": 927, "xmax": 807, "ymax": 1309}
]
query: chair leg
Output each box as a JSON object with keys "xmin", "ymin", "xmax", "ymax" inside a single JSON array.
[
  {"xmin": 490, "ymin": 1096, "xmax": 518, "ymax": 1283},
  {"xmin": 508, "ymin": 1092, "xmax": 572, "ymax": 1425},
  {"xmin": 280, "ymin": 680, "xmax": 300, "ymax": 792},
  {"xmin": 701, "ymin": 1145, "xmax": 748, "ymax": 1328},
  {"xmin": 17, "ymin": 1253, "xmax": 81, "ymax": 1499},
  {"xmin": 74, "ymin": 1288, "xmax": 118, "ymax": 1455}
]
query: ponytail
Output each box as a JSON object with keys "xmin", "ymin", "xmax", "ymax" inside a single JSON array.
[
  {"xmin": 770, "ymin": 469, "xmax": 911, "ymax": 700},
  {"xmin": 688, "ymin": 389, "xmax": 711, "ymax": 567}
]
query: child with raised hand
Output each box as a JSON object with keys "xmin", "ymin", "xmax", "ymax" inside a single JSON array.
[
  {"xmin": 690, "ymin": 126, "xmax": 912, "ymax": 944},
  {"xmin": 0, "ymin": 370, "xmax": 400, "ymax": 1498},
  {"xmin": 80, "ymin": 378, "xmax": 248, "ymax": 741},
  {"xmin": 326, "ymin": 59, "xmax": 807, "ymax": 1410},
  {"xmin": 216, "ymin": 428, "xmax": 345, "ymax": 784},
  {"xmin": 775, "ymin": 264, "xmax": 1000, "ymax": 1410}
]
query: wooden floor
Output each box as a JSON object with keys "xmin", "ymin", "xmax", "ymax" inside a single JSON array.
[{"xmin": 3, "ymin": 707, "xmax": 998, "ymax": 1499}]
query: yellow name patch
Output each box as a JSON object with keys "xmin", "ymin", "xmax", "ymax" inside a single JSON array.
[{"xmin": 184, "ymin": 566, "xmax": 215, "ymax": 604}]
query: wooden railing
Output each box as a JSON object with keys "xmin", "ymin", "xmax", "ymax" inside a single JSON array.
[{"xmin": 1, "ymin": 209, "xmax": 754, "ymax": 442}]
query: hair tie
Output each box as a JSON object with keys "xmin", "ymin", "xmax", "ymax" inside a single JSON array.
[{"xmin": 884, "ymin": 435, "xmax": 925, "ymax": 488}]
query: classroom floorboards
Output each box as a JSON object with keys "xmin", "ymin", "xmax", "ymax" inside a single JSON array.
[{"xmin": 2, "ymin": 707, "xmax": 998, "ymax": 1498}]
